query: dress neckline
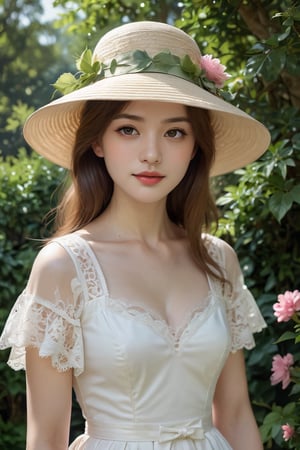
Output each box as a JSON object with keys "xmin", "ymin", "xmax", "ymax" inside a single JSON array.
[{"xmin": 60, "ymin": 232, "xmax": 221, "ymax": 348}]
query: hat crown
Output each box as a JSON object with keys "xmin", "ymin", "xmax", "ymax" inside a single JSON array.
[{"xmin": 93, "ymin": 21, "xmax": 202, "ymax": 64}]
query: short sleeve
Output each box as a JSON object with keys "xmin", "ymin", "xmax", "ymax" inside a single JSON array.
[
  {"xmin": 221, "ymin": 242, "xmax": 267, "ymax": 352},
  {"xmin": 0, "ymin": 242, "xmax": 85, "ymax": 376},
  {"xmin": 205, "ymin": 234, "xmax": 267, "ymax": 352}
]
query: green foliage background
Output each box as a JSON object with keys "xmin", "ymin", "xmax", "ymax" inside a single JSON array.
[
  {"xmin": 0, "ymin": 150, "xmax": 65, "ymax": 448},
  {"xmin": 0, "ymin": 0, "xmax": 299, "ymax": 449}
]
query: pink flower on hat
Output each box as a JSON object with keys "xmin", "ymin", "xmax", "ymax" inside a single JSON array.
[
  {"xmin": 282, "ymin": 423, "xmax": 295, "ymax": 441},
  {"xmin": 273, "ymin": 290, "xmax": 300, "ymax": 322},
  {"xmin": 270, "ymin": 353, "xmax": 294, "ymax": 389},
  {"xmin": 199, "ymin": 54, "xmax": 230, "ymax": 88}
]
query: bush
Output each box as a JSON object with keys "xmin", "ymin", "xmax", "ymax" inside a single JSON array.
[
  {"xmin": 215, "ymin": 135, "xmax": 300, "ymax": 449},
  {"xmin": 0, "ymin": 150, "xmax": 66, "ymax": 449}
]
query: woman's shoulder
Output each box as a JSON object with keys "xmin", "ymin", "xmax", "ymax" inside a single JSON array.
[
  {"xmin": 34, "ymin": 236, "xmax": 73, "ymax": 269},
  {"xmin": 27, "ymin": 234, "xmax": 79, "ymax": 290}
]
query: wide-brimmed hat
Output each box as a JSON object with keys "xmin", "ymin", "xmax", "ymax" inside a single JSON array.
[{"xmin": 23, "ymin": 21, "xmax": 270, "ymax": 176}]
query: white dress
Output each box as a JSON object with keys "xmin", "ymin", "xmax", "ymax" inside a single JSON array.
[{"xmin": 0, "ymin": 233, "xmax": 266, "ymax": 449}]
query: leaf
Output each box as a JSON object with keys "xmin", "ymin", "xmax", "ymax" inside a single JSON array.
[
  {"xmin": 275, "ymin": 331, "xmax": 296, "ymax": 343},
  {"xmin": 292, "ymin": 133, "xmax": 300, "ymax": 148},
  {"xmin": 92, "ymin": 61, "xmax": 101, "ymax": 73},
  {"xmin": 282, "ymin": 17, "xmax": 294, "ymax": 26},
  {"xmin": 268, "ymin": 191, "xmax": 294, "ymax": 221},
  {"xmin": 117, "ymin": 50, "xmax": 152, "ymax": 72},
  {"xmin": 202, "ymin": 78, "xmax": 217, "ymax": 93},
  {"xmin": 130, "ymin": 50, "xmax": 152, "ymax": 70},
  {"xmin": 271, "ymin": 423, "xmax": 282, "ymax": 439},
  {"xmin": 290, "ymin": 6, "xmax": 300, "ymax": 21},
  {"xmin": 277, "ymin": 27, "xmax": 291, "ymax": 42},
  {"xmin": 265, "ymin": 28, "xmax": 291, "ymax": 46},
  {"xmin": 110, "ymin": 59, "xmax": 117, "ymax": 74},
  {"xmin": 265, "ymin": 161, "xmax": 275, "ymax": 177},
  {"xmin": 180, "ymin": 54, "xmax": 197, "ymax": 74},
  {"xmin": 290, "ymin": 383, "xmax": 300, "ymax": 395},
  {"xmin": 290, "ymin": 184, "xmax": 300, "ymax": 204},
  {"xmin": 265, "ymin": 35, "xmax": 279, "ymax": 47},
  {"xmin": 260, "ymin": 423, "xmax": 273, "ymax": 442},
  {"xmin": 278, "ymin": 161, "xmax": 287, "ymax": 179},
  {"xmin": 76, "ymin": 48, "xmax": 94, "ymax": 73},
  {"xmin": 285, "ymin": 55, "xmax": 300, "ymax": 76},
  {"xmin": 282, "ymin": 402, "xmax": 296, "ymax": 415},
  {"xmin": 52, "ymin": 73, "xmax": 78, "ymax": 95},
  {"xmin": 260, "ymin": 48, "xmax": 286, "ymax": 82},
  {"xmin": 285, "ymin": 158, "xmax": 296, "ymax": 167},
  {"xmin": 246, "ymin": 54, "xmax": 266, "ymax": 76},
  {"xmin": 263, "ymin": 411, "xmax": 282, "ymax": 425},
  {"xmin": 247, "ymin": 48, "xmax": 285, "ymax": 81},
  {"xmin": 247, "ymin": 42, "xmax": 266, "ymax": 55},
  {"xmin": 153, "ymin": 52, "xmax": 180, "ymax": 68},
  {"xmin": 78, "ymin": 72, "xmax": 97, "ymax": 88}
]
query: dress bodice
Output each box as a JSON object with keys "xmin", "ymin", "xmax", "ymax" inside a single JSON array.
[
  {"xmin": 75, "ymin": 289, "xmax": 230, "ymax": 426},
  {"xmin": 0, "ymin": 233, "xmax": 266, "ymax": 449}
]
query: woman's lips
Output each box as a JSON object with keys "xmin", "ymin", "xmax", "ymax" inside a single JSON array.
[{"xmin": 133, "ymin": 171, "xmax": 165, "ymax": 186}]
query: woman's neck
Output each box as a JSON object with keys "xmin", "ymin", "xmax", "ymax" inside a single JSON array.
[{"xmin": 91, "ymin": 194, "xmax": 182, "ymax": 245}]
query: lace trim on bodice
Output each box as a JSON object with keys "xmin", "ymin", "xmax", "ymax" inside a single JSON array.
[
  {"xmin": 58, "ymin": 234, "xmax": 220, "ymax": 350},
  {"xmin": 104, "ymin": 292, "xmax": 216, "ymax": 350},
  {"xmin": 55, "ymin": 234, "xmax": 108, "ymax": 301},
  {"xmin": 57, "ymin": 233, "xmax": 266, "ymax": 352}
]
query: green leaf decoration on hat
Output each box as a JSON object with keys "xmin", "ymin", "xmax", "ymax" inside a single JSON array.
[
  {"xmin": 53, "ymin": 47, "xmax": 230, "ymax": 98},
  {"xmin": 53, "ymin": 73, "xmax": 79, "ymax": 96},
  {"xmin": 53, "ymin": 48, "xmax": 101, "ymax": 95},
  {"xmin": 115, "ymin": 50, "xmax": 153, "ymax": 73}
]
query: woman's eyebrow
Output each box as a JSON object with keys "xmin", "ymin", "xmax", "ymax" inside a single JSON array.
[
  {"xmin": 163, "ymin": 117, "xmax": 191, "ymax": 124},
  {"xmin": 113, "ymin": 113, "xmax": 191, "ymax": 123},
  {"xmin": 113, "ymin": 113, "xmax": 143, "ymax": 121}
]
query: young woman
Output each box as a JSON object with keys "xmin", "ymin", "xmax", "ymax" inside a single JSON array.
[{"xmin": 0, "ymin": 21, "xmax": 270, "ymax": 450}]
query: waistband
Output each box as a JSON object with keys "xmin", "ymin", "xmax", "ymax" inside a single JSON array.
[{"xmin": 85, "ymin": 417, "xmax": 212, "ymax": 443}]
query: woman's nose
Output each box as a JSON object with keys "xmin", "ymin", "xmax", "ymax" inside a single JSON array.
[{"xmin": 139, "ymin": 136, "xmax": 162, "ymax": 164}]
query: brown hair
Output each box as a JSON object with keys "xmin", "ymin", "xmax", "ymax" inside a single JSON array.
[{"xmin": 53, "ymin": 100, "xmax": 225, "ymax": 283}]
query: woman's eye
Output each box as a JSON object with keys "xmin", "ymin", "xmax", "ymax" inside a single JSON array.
[
  {"xmin": 165, "ymin": 129, "xmax": 186, "ymax": 138},
  {"xmin": 117, "ymin": 126, "xmax": 138, "ymax": 136}
]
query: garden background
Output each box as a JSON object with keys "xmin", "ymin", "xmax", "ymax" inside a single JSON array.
[{"xmin": 0, "ymin": 0, "xmax": 299, "ymax": 448}]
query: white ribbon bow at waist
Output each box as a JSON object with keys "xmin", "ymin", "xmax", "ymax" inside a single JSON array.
[
  {"xmin": 85, "ymin": 419, "xmax": 210, "ymax": 445},
  {"xmin": 159, "ymin": 424, "xmax": 205, "ymax": 444}
]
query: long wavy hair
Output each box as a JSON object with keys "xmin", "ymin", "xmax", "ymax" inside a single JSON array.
[{"xmin": 53, "ymin": 100, "xmax": 225, "ymax": 283}]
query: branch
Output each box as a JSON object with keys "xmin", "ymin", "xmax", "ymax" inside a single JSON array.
[
  {"xmin": 280, "ymin": 71, "xmax": 300, "ymax": 108},
  {"xmin": 238, "ymin": 0, "xmax": 279, "ymax": 40}
]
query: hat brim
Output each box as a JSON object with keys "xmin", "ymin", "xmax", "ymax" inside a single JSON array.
[{"xmin": 23, "ymin": 72, "xmax": 270, "ymax": 176}]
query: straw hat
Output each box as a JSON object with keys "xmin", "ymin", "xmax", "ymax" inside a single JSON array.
[{"xmin": 23, "ymin": 21, "xmax": 270, "ymax": 176}]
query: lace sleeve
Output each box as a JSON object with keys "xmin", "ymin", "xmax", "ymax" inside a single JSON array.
[
  {"xmin": 223, "ymin": 244, "xmax": 267, "ymax": 352},
  {"xmin": 0, "ymin": 243, "xmax": 85, "ymax": 376},
  {"xmin": 225, "ymin": 281, "xmax": 267, "ymax": 352}
]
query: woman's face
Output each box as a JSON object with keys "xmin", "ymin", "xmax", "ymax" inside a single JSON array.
[{"xmin": 92, "ymin": 101, "xmax": 196, "ymax": 205}]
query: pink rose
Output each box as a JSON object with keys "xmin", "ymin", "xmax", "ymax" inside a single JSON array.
[
  {"xmin": 282, "ymin": 423, "xmax": 295, "ymax": 441},
  {"xmin": 199, "ymin": 54, "xmax": 230, "ymax": 88},
  {"xmin": 273, "ymin": 289, "xmax": 300, "ymax": 322},
  {"xmin": 270, "ymin": 353, "xmax": 294, "ymax": 389}
]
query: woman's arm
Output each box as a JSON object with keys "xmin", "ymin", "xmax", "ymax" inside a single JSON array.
[
  {"xmin": 26, "ymin": 347, "xmax": 73, "ymax": 450},
  {"xmin": 213, "ymin": 350, "xmax": 263, "ymax": 450}
]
